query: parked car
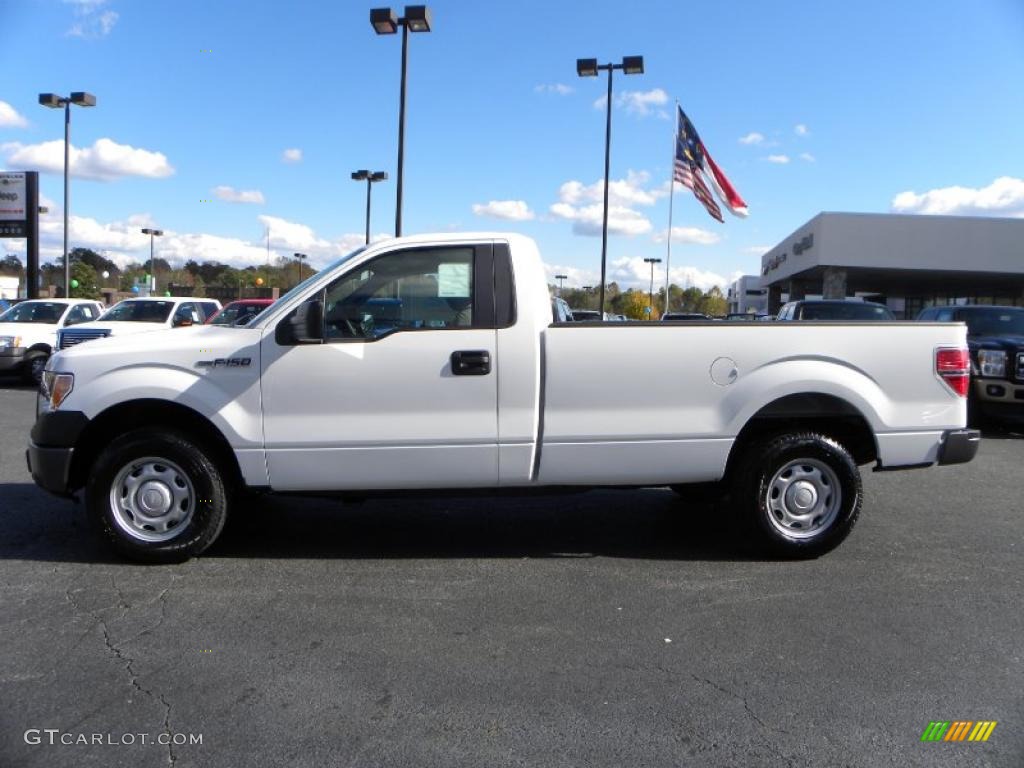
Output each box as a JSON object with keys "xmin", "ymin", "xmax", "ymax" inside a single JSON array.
[
  {"xmin": 662, "ymin": 312, "xmax": 710, "ymax": 321},
  {"xmin": 725, "ymin": 312, "xmax": 770, "ymax": 321},
  {"xmin": 552, "ymin": 296, "xmax": 573, "ymax": 323},
  {"xmin": 916, "ymin": 304, "xmax": 1024, "ymax": 425},
  {"xmin": 776, "ymin": 300, "xmax": 895, "ymax": 321},
  {"xmin": 29, "ymin": 232, "xmax": 977, "ymax": 563},
  {"xmin": 57, "ymin": 297, "xmax": 222, "ymax": 350},
  {"xmin": 568, "ymin": 309, "xmax": 603, "ymax": 322},
  {"xmin": 206, "ymin": 298, "xmax": 274, "ymax": 326},
  {"xmin": 0, "ymin": 299, "xmax": 104, "ymax": 383}
]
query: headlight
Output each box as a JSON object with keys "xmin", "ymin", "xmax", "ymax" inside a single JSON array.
[
  {"xmin": 0, "ymin": 335, "xmax": 21, "ymax": 349},
  {"xmin": 39, "ymin": 371, "xmax": 74, "ymax": 411},
  {"xmin": 977, "ymin": 349, "xmax": 1006, "ymax": 378}
]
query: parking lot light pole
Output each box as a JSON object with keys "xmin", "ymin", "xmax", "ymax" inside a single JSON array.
[
  {"xmin": 644, "ymin": 257, "xmax": 661, "ymax": 317},
  {"xmin": 351, "ymin": 170, "xmax": 389, "ymax": 244},
  {"xmin": 370, "ymin": 5, "xmax": 432, "ymax": 237},
  {"xmin": 576, "ymin": 56, "xmax": 643, "ymax": 320},
  {"xmin": 38, "ymin": 91, "xmax": 96, "ymax": 298},
  {"xmin": 140, "ymin": 228, "xmax": 163, "ymax": 295},
  {"xmin": 555, "ymin": 274, "xmax": 567, "ymax": 295},
  {"xmin": 294, "ymin": 252, "xmax": 308, "ymax": 283}
]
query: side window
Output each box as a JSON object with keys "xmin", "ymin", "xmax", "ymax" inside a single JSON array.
[
  {"xmin": 322, "ymin": 247, "xmax": 476, "ymax": 341},
  {"xmin": 935, "ymin": 308, "xmax": 954, "ymax": 322},
  {"xmin": 64, "ymin": 305, "xmax": 88, "ymax": 326},
  {"xmin": 174, "ymin": 303, "xmax": 197, "ymax": 325}
]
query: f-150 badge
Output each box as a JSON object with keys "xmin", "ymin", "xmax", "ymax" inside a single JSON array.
[{"xmin": 196, "ymin": 357, "xmax": 252, "ymax": 368}]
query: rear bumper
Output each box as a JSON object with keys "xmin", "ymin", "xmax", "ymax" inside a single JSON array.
[
  {"xmin": 26, "ymin": 443, "xmax": 75, "ymax": 497},
  {"xmin": 937, "ymin": 428, "xmax": 981, "ymax": 465}
]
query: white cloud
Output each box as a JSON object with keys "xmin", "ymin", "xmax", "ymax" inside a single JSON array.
[
  {"xmin": 0, "ymin": 101, "xmax": 28, "ymax": 129},
  {"xmin": 551, "ymin": 171, "xmax": 667, "ymax": 237},
  {"xmin": 282, "ymin": 148, "xmax": 302, "ymax": 164},
  {"xmin": 558, "ymin": 170, "xmax": 666, "ymax": 208},
  {"xmin": 742, "ymin": 245, "xmax": 772, "ymax": 255},
  {"xmin": 795, "ymin": 124, "xmax": 809, "ymax": 136},
  {"xmin": 606, "ymin": 256, "xmax": 729, "ymax": 292},
  {"xmin": 64, "ymin": 0, "xmax": 118, "ymax": 38},
  {"xmin": 652, "ymin": 227, "xmax": 721, "ymax": 245},
  {"xmin": 535, "ymin": 83, "xmax": 573, "ymax": 96},
  {"xmin": 765, "ymin": 154, "xmax": 790, "ymax": 164},
  {"xmin": 542, "ymin": 263, "xmax": 596, "ymax": 289},
  {"xmin": 549, "ymin": 202, "xmax": 652, "ymax": 237},
  {"xmin": 213, "ymin": 185, "xmax": 266, "ymax": 205},
  {"xmin": 739, "ymin": 132, "xmax": 764, "ymax": 145},
  {"xmin": 1, "ymin": 138, "xmax": 174, "ymax": 181},
  {"xmin": 17, "ymin": 208, "xmax": 380, "ymax": 271},
  {"xmin": 799, "ymin": 152, "xmax": 815, "ymax": 162},
  {"xmin": 471, "ymin": 200, "xmax": 534, "ymax": 221},
  {"xmin": 891, "ymin": 176, "xmax": 1024, "ymax": 217},
  {"xmin": 594, "ymin": 88, "xmax": 669, "ymax": 117}
]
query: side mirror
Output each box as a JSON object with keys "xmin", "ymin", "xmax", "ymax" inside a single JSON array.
[{"xmin": 289, "ymin": 298, "xmax": 323, "ymax": 343}]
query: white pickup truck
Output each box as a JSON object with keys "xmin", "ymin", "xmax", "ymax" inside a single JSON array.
[{"xmin": 28, "ymin": 233, "xmax": 979, "ymax": 562}]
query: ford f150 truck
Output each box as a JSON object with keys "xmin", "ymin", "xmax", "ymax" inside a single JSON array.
[{"xmin": 27, "ymin": 233, "xmax": 980, "ymax": 562}]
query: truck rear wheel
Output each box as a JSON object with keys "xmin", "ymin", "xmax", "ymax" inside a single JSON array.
[
  {"xmin": 86, "ymin": 429, "xmax": 229, "ymax": 563},
  {"xmin": 734, "ymin": 432, "xmax": 862, "ymax": 558}
]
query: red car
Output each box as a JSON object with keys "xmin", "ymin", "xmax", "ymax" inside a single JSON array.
[{"xmin": 205, "ymin": 298, "xmax": 274, "ymax": 326}]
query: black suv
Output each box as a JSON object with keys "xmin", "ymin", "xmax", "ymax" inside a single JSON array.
[
  {"xmin": 917, "ymin": 305, "xmax": 1024, "ymax": 425},
  {"xmin": 776, "ymin": 300, "xmax": 895, "ymax": 321}
]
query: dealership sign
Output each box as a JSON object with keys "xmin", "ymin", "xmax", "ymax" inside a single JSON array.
[
  {"xmin": 0, "ymin": 172, "xmax": 29, "ymax": 236},
  {"xmin": 761, "ymin": 232, "xmax": 814, "ymax": 275}
]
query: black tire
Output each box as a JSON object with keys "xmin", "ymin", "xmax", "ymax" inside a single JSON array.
[
  {"xmin": 23, "ymin": 351, "xmax": 48, "ymax": 385},
  {"xmin": 85, "ymin": 429, "xmax": 230, "ymax": 563},
  {"xmin": 732, "ymin": 432, "xmax": 862, "ymax": 558}
]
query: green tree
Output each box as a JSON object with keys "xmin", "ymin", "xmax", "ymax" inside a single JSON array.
[
  {"xmin": 0, "ymin": 255, "xmax": 23, "ymax": 276},
  {"xmin": 69, "ymin": 261, "xmax": 101, "ymax": 299},
  {"xmin": 697, "ymin": 285, "xmax": 728, "ymax": 317}
]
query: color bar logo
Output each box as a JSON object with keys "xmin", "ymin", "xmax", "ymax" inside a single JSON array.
[{"xmin": 920, "ymin": 721, "xmax": 997, "ymax": 742}]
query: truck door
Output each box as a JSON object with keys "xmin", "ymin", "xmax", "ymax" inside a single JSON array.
[{"xmin": 260, "ymin": 242, "xmax": 502, "ymax": 491}]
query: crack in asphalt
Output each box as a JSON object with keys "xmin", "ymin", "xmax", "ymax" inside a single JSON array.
[
  {"xmin": 689, "ymin": 674, "xmax": 796, "ymax": 767},
  {"xmin": 64, "ymin": 577, "xmax": 180, "ymax": 766}
]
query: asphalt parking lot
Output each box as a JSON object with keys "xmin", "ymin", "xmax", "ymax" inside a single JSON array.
[{"xmin": 0, "ymin": 380, "xmax": 1021, "ymax": 768}]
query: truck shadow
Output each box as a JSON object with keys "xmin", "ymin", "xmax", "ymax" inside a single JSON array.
[{"xmin": 0, "ymin": 484, "xmax": 758, "ymax": 563}]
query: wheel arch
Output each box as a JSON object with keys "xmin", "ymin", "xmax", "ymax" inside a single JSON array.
[
  {"xmin": 725, "ymin": 392, "xmax": 878, "ymax": 479},
  {"xmin": 69, "ymin": 399, "xmax": 244, "ymax": 492}
]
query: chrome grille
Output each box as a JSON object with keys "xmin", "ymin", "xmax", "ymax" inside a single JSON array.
[
  {"xmin": 1017, "ymin": 351, "xmax": 1024, "ymax": 381},
  {"xmin": 58, "ymin": 328, "xmax": 111, "ymax": 349}
]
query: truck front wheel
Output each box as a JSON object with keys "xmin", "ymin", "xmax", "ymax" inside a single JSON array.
[
  {"xmin": 86, "ymin": 429, "xmax": 229, "ymax": 563},
  {"xmin": 734, "ymin": 432, "xmax": 862, "ymax": 558}
]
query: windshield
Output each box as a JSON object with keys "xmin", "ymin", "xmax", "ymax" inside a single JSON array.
[
  {"xmin": 100, "ymin": 300, "xmax": 175, "ymax": 323},
  {"xmin": 0, "ymin": 301, "xmax": 67, "ymax": 324},
  {"xmin": 801, "ymin": 303, "xmax": 893, "ymax": 320},
  {"xmin": 211, "ymin": 303, "xmax": 269, "ymax": 326},
  {"xmin": 961, "ymin": 307, "xmax": 1024, "ymax": 336}
]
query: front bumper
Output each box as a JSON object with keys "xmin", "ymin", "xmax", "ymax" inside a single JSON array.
[
  {"xmin": 26, "ymin": 410, "xmax": 90, "ymax": 497},
  {"xmin": 0, "ymin": 347, "xmax": 27, "ymax": 372},
  {"xmin": 26, "ymin": 443, "xmax": 75, "ymax": 497},
  {"xmin": 937, "ymin": 428, "xmax": 981, "ymax": 465}
]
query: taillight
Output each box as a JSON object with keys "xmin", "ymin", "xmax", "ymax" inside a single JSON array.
[{"xmin": 936, "ymin": 347, "xmax": 970, "ymax": 397}]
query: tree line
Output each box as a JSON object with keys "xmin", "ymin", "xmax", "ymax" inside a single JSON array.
[
  {"xmin": 556, "ymin": 282, "xmax": 729, "ymax": 319},
  {"xmin": 0, "ymin": 249, "xmax": 318, "ymax": 300}
]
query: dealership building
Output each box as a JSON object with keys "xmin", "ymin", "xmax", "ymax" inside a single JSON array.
[{"xmin": 746, "ymin": 212, "xmax": 1024, "ymax": 318}]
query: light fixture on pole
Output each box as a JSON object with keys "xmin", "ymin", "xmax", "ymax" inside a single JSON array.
[
  {"xmin": 39, "ymin": 91, "xmax": 96, "ymax": 298},
  {"xmin": 576, "ymin": 56, "xmax": 643, "ymax": 320},
  {"xmin": 644, "ymin": 257, "xmax": 662, "ymax": 317},
  {"xmin": 370, "ymin": 5, "xmax": 432, "ymax": 238},
  {"xmin": 140, "ymin": 228, "xmax": 164, "ymax": 295},
  {"xmin": 294, "ymin": 252, "xmax": 308, "ymax": 283},
  {"xmin": 351, "ymin": 170, "xmax": 389, "ymax": 244},
  {"xmin": 554, "ymin": 273, "xmax": 568, "ymax": 295}
]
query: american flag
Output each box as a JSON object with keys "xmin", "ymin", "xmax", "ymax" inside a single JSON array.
[{"xmin": 674, "ymin": 105, "xmax": 748, "ymax": 221}]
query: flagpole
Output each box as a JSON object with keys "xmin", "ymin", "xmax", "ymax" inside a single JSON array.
[{"xmin": 664, "ymin": 101, "xmax": 678, "ymax": 315}]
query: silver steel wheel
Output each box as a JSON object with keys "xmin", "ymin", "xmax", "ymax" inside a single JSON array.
[
  {"xmin": 764, "ymin": 458, "xmax": 842, "ymax": 539},
  {"xmin": 109, "ymin": 456, "xmax": 196, "ymax": 543}
]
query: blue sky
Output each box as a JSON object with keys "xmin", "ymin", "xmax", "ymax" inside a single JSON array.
[{"xmin": 2, "ymin": 0, "xmax": 1023, "ymax": 290}]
